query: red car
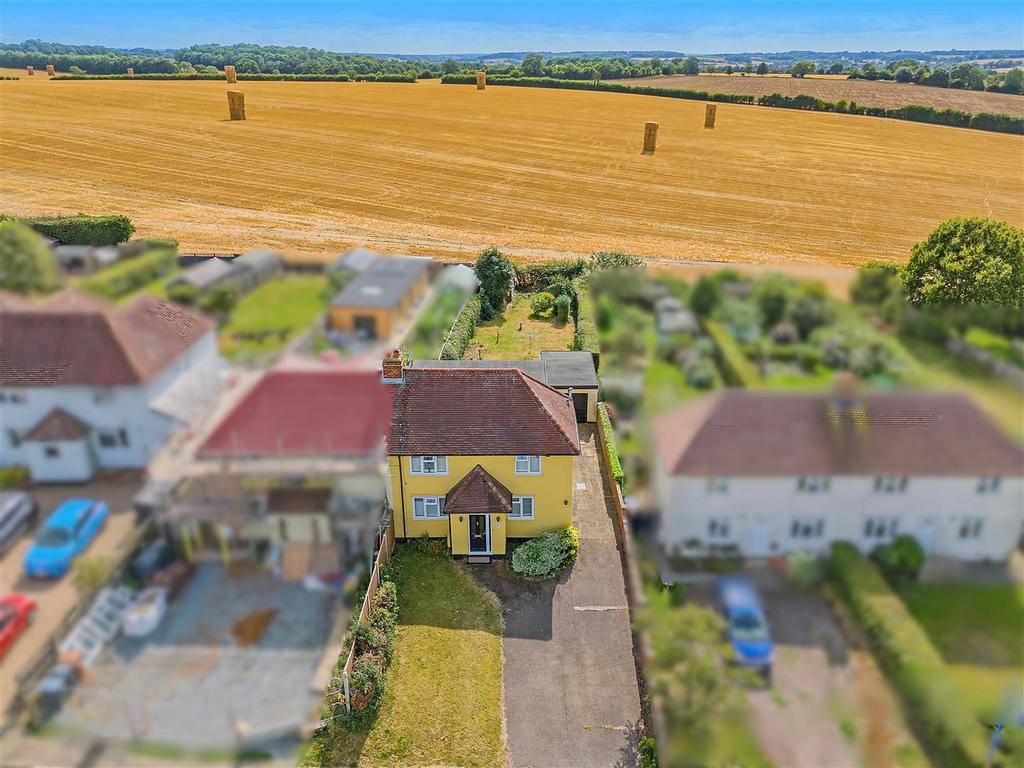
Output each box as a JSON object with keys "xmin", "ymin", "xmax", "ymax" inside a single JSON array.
[{"xmin": 0, "ymin": 595, "xmax": 37, "ymax": 660}]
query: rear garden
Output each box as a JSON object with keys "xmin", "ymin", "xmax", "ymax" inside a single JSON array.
[
  {"xmin": 218, "ymin": 274, "xmax": 328, "ymax": 361},
  {"xmin": 464, "ymin": 292, "xmax": 574, "ymax": 360}
]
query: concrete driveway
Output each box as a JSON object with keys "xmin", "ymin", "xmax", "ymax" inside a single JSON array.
[
  {"xmin": 0, "ymin": 476, "xmax": 142, "ymax": 717},
  {"xmin": 473, "ymin": 425, "xmax": 642, "ymax": 768}
]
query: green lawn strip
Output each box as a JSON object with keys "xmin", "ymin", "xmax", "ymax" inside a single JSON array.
[
  {"xmin": 964, "ymin": 327, "xmax": 1024, "ymax": 367},
  {"xmin": 127, "ymin": 266, "xmax": 181, "ymax": 302},
  {"xmin": 219, "ymin": 275, "xmax": 327, "ymax": 360},
  {"xmin": 468, "ymin": 293, "xmax": 573, "ymax": 359},
  {"xmin": 403, "ymin": 287, "xmax": 469, "ymax": 360},
  {"xmin": 325, "ymin": 548, "xmax": 505, "ymax": 767}
]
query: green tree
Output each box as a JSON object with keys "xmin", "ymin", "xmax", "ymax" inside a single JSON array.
[
  {"xmin": 922, "ymin": 68, "xmax": 949, "ymax": 87},
  {"xmin": 756, "ymin": 61, "xmax": 769, "ymax": 76},
  {"xmin": 850, "ymin": 261, "xmax": 901, "ymax": 305},
  {"xmin": 753, "ymin": 274, "xmax": 792, "ymax": 328},
  {"xmin": 901, "ymin": 218, "xmax": 1024, "ymax": 309},
  {"xmin": 441, "ymin": 58, "xmax": 460, "ymax": 75},
  {"xmin": 554, "ymin": 293, "xmax": 571, "ymax": 324},
  {"xmin": 0, "ymin": 220, "xmax": 61, "ymax": 294},
  {"xmin": 790, "ymin": 60, "xmax": 816, "ymax": 78},
  {"xmin": 530, "ymin": 291, "xmax": 554, "ymax": 315},
  {"xmin": 826, "ymin": 61, "xmax": 845, "ymax": 75},
  {"xmin": 948, "ymin": 62, "xmax": 986, "ymax": 90},
  {"xmin": 521, "ymin": 53, "xmax": 544, "ymax": 77},
  {"xmin": 689, "ymin": 275, "xmax": 722, "ymax": 317},
  {"xmin": 200, "ymin": 284, "xmax": 238, "ymax": 315},
  {"xmin": 893, "ymin": 66, "xmax": 914, "ymax": 83},
  {"xmin": 681, "ymin": 56, "xmax": 700, "ymax": 75},
  {"xmin": 1000, "ymin": 67, "xmax": 1024, "ymax": 94},
  {"xmin": 474, "ymin": 246, "xmax": 515, "ymax": 318}
]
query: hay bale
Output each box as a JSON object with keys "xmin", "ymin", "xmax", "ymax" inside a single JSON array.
[
  {"xmin": 476, "ymin": 71, "xmax": 485, "ymax": 90},
  {"xmin": 127, "ymin": 67, "xmax": 134, "ymax": 76},
  {"xmin": 26, "ymin": 65, "xmax": 33, "ymax": 76},
  {"xmin": 704, "ymin": 104, "xmax": 717, "ymax": 129},
  {"xmin": 224, "ymin": 65, "xmax": 237, "ymax": 84},
  {"xmin": 46, "ymin": 64, "xmax": 55, "ymax": 76},
  {"xmin": 643, "ymin": 121, "xmax": 658, "ymax": 153},
  {"xmin": 227, "ymin": 90, "xmax": 246, "ymax": 121}
]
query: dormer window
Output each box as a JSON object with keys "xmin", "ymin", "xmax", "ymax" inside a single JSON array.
[{"xmin": 410, "ymin": 456, "xmax": 448, "ymax": 475}]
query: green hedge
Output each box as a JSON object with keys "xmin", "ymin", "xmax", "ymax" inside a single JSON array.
[
  {"xmin": 510, "ymin": 525, "xmax": 580, "ymax": 580},
  {"xmin": 53, "ymin": 72, "xmax": 356, "ymax": 82},
  {"xmin": 77, "ymin": 248, "xmax": 177, "ymax": 299},
  {"xmin": 828, "ymin": 543, "xmax": 987, "ymax": 768},
  {"xmin": 514, "ymin": 259, "xmax": 587, "ymax": 290},
  {"xmin": 704, "ymin": 319, "xmax": 762, "ymax": 386},
  {"xmin": 11, "ymin": 214, "xmax": 135, "ymax": 245},
  {"xmin": 0, "ymin": 466, "xmax": 29, "ymax": 489},
  {"xmin": 440, "ymin": 75, "xmax": 1024, "ymax": 135},
  {"xmin": 571, "ymin": 277, "xmax": 600, "ymax": 371},
  {"xmin": 597, "ymin": 403, "xmax": 624, "ymax": 486},
  {"xmin": 440, "ymin": 294, "xmax": 482, "ymax": 360}
]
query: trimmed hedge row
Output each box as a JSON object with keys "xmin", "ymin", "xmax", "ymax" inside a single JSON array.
[
  {"xmin": 704, "ymin": 319, "xmax": 762, "ymax": 387},
  {"xmin": 440, "ymin": 75, "xmax": 1024, "ymax": 135},
  {"xmin": 53, "ymin": 72, "xmax": 417, "ymax": 83},
  {"xmin": 571, "ymin": 277, "xmax": 601, "ymax": 371},
  {"xmin": 77, "ymin": 248, "xmax": 176, "ymax": 299},
  {"xmin": 597, "ymin": 403, "xmax": 624, "ymax": 486},
  {"xmin": 828, "ymin": 543, "xmax": 987, "ymax": 768},
  {"xmin": 514, "ymin": 259, "xmax": 586, "ymax": 291},
  {"xmin": 440, "ymin": 294, "xmax": 482, "ymax": 360},
  {"xmin": 8, "ymin": 213, "xmax": 135, "ymax": 245}
]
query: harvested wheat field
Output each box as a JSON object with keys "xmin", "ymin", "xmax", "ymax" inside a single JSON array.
[
  {"xmin": 619, "ymin": 73, "xmax": 1024, "ymax": 116},
  {"xmin": 0, "ymin": 77, "xmax": 1020, "ymax": 266}
]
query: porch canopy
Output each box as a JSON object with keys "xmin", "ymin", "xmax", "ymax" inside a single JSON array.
[{"xmin": 444, "ymin": 465, "xmax": 512, "ymax": 516}]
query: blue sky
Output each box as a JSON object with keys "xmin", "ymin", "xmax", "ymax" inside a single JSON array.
[{"xmin": 1, "ymin": 0, "xmax": 1021, "ymax": 54}]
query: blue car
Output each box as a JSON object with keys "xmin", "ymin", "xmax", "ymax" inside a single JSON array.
[
  {"xmin": 24, "ymin": 500, "xmax": 109, "ymax": 579},
  {"xmin": 716, "ymin": 575, "xmax": 774, "ymax": 678}
]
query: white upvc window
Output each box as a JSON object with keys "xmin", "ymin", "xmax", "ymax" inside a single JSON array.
[
  {"xmin": 977, "ymin": 476, "xmax": 1001, "ymax": 494},
  {"xmin": 705, "ymin": 476, "xmax": 729, "ymax": 494},
  {"xmin": 797, "ymin": 475, "xmax": 830, "ymax": 493},
  {"xmin": 957, "ymin": 517, "xmax": 983, "ymax": 540},
  {"xmin": 707, "ymin": 518, "xmax": 731, "ymax": 539},
  {"xmin": 874, "ymin": 476, "xmax": 908, "ymax": 494},
  {"xmin": 515, "ymin": 455, "xmax": 542, "ymax": 475},
  {"xmin": 790, "ymin": 517, "xmax": 825, "ymax": 539},
  {"xmin": 412, "ymin": 496, "xmax": 446, "ymax": 519},
  {"xmin": 510, "ymin": 497, "xmax": 534, "ymax": 520},
  {"xmin": 410, "ymin": 455, "xmax": 448, "ymax": 475},
  {"xmin": 864, "ymin": 517, "xmax": 899, "ymax": 540}
]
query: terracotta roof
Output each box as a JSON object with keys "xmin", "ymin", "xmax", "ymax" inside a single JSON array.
[
  {"xmin": 0, "ymin": 291, "xmax": 213, "ymax": 387},
  {"xmin": 198, "ymin": 369, "xmax": 391, "ymax": 458},
  {"xmin": 444, "ymin": 465, "xmax": 512, "ymax": 515},
  {"xmin": 388, "ymin": 368, "xmax": 580, "ymax": 456},
  {"xmin": 22, "ymin": 407, "xmax": 91, "ymax": 442},
  {"xmin": 654, "ymin": 389, "xmax": 1024, "ymax": 477},
  {"xmin": 0, "ymin": 290, "xmax": 31, "ymax": 310}
]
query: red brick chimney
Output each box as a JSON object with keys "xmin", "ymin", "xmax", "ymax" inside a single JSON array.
[{"xmin": 381, "ymin": 350, "xmax": 404, "ymax": 384}]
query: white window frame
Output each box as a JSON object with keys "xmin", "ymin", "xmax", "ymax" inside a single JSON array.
[
  {"xmin": 797, "ymin": 475, "xmax": 831, "ymax": 494},
  {"xmin": 515, "ymin": 455, "xmax": 542, "ymax": 475},
  {"xmin": 874, "ymin": 476, "xmax": 908, "ymax": 494},
  {"xmin": 409, "ymin": 455, "xmax": 448, "ymax": 476},
  {"xmin": 957, "ymin": 517, "xmax": 983, "ymax": 540},
  {"xmin": 705, "ymin": 476, "xmax": 729, "ymax": 494},
  {"xmin": 412, "ymin": 496, "xmax": 446, "ymax": 519},
  {"xmin": 864, "ymin": 517, "xmax": 899, "ymax": 541},
  {"xmin": 707, "ymin": 518, "xmax": 731, "ymax": 540},
  {"xmin": 510, "ymin": 496, "xmax": 535, "ymax": 520},
  {"xmin": 977, "ymin": 476, "xmax": 1001, "ymax": 495},
  {"xmin": 790, "ymin": 517, "xmax": 825, "ymax": 540}
]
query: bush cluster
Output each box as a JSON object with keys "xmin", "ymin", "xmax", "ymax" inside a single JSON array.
[
  {"xmin": 510, "ymin": 526, "xmax": 580, "ymax": 580},
  {"xmin": 440, "ymin": 75, "xmax": 1023, "ymax": 135},
  {"xmin": 514, "ymin": 259, "xmax": 586, "ymax": 291},
  {"xmin": 345, "ymin": 576, "xmax": 400, "ymax": 715},
  {"xmin": 597, "ymin": 403, "xmax": 624, "ymax": 486},
  {"xmin": 704, "ymin": 319, "xmax": 762, "ymax": 386},
  {"xmin": 15, "ymin": 213, "xmax": 135, "ymax": 245},
  {"xmin": 827, "ymin": 543, "xmax": 986, "ymax": 767},
  {"xmin": 440, "ymin": 295, "xmax": 482, "ymax": 360},
  {"xmin": 77, "ymin": 248, "xmax": 176, "ymax": 299},
  {"xmin": 0, "ymin": 466, "xmax": 30, "ymax": 489},
  {"xmin": 54, "ymin": 72, "xmax": 356, "ymax": 81},
  {"xmin": 571, "ymin": 277, "xmax": 601, "ymax": 370}
]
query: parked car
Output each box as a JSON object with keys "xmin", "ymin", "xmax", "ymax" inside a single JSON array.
[
  {"xmin": 122, "ymin": 587, "xmax": 169, "ymax": 637},
  {"xmin": 0, "ymin": 594, "xmax": 37, "ymax": 660},
  {"xmin": 23, "ymin": 499, "xmax": 110, "ymax": 579},
  {"xmin": 0, "ymin": 491, "xmax": 38, "ymax": 555},
  {"xmin": 715, "ymin": 575, "xmax": 774, "ymax": 679}
]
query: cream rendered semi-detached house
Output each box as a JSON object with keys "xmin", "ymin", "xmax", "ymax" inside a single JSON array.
[
  {"xmin": 0, "ymin": 290, "xmax": 223, "ymax": 483},
  {"xmin": 652, "ymin": 387, "xmax": 1024, "ymax": 562}
]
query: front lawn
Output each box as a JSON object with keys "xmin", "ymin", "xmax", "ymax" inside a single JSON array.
[
  {"xmin": 219, "ymin": 275, "xmax": 327, "ymax": 360},
  {"xmin": 467, "ymin": 293, "xmax": 573, "ymax": 359},
  {"xmin": 322, "ymin": 547, "xmax": 505, "ymax": 767}
]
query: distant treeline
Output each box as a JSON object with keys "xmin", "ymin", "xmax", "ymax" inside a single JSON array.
[
  {"xmin": 52, "ymin": 72, "xmax": 416, "ymax": 82},
  {"xmin": 441, "ymin": 75, "xmax": 1024, "ymax": 134}
]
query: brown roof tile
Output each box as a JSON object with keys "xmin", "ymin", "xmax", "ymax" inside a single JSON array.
[
  {"xmin": 387, "ymin": 368, "xmax": 580, "ymax": 456},
  {"xmin": 22, "ymin": 407, "xmax": 91, "ymax": 441},
  {"xmin": 444, "ymin": 465, "xmax": 512, "ymax": 515},
  {"xmin": 654, "ymin": 389, "xmax": 1024, "ymax": 477}
]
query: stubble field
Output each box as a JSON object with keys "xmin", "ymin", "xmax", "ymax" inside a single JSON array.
[{"xmin": 0, "ymin": 75, "xmax": 1020, "ymax": 267}]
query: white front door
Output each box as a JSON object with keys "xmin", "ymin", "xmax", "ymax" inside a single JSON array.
[
  {"xmin": 743, "ymin": 517, "xmax": 774, "ymax": 557},
  {"xmin": 916, "ymin": 518, "xmax": 937, "ymax": 553}
]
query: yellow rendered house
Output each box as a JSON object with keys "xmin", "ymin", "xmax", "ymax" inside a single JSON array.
[{"xmin": 383, "ymin": 354, "xmax": 581, "ymax": 558}]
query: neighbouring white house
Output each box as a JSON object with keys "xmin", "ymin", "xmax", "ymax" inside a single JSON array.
[
  {"xmin": 651, "ymin": 386, "xmax": 1024, "ymax": 562},
  {"xmin": 0, "ymin": 290, "xmax": 224, "ymax": 483}
]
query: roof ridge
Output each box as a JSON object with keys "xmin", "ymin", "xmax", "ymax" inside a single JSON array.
[{"xmin": 513, "ymin": 369, "xmax": 578, "ymax": 453}]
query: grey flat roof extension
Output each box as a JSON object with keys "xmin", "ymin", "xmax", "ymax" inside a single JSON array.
[
  {"xmin": 411, "ymin": 350, "xmax": 597, "ymax": 389},
  {"xmin": 331, "ymin": 256, "xmax": 431, "ymax": 309}
]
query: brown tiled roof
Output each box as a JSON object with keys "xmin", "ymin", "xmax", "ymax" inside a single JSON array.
[
  {"xmin": 387, "ymin": 368, "xmax": 580, "ymax": 456},
  {"xmin": 22, "ymin": 407, "xmax": 91, "ymax": 442},
  {"xmin": 654, "ymin": 389, "xmax": 1024, "ymax": 477},
  {"xmin": 444, "ymin": 465, "xmax": 512, "ymax": 515},
  {"xmin": 0, "ymin": 291, "xmax": 213, "ymax": 387},
  {"xmin": 267, "ymin": 488, "xmax": 331, "ymax": 514}
]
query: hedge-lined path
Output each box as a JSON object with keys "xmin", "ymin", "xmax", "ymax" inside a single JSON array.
[{"xmin": 470, "ymin": 425, "xmax": 642, "ymax": 767}]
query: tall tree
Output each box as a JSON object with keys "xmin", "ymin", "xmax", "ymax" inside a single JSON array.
[
  {"xmin": 0, "ymin": 220, "xmax": 61, "ymax": 294},
  {"xmin": 521, "ymin": 53, "xmax": 544, "ymax": 77},
  {"xmin": 474, "ymin": 246, "xmax": 515, "ymax": 318}
]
